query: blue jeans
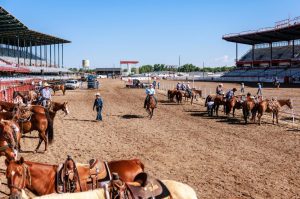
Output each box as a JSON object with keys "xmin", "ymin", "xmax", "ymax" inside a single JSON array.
[{"xmin": 96, "ymin": 107, "xmax": 102, "ymax": 121}]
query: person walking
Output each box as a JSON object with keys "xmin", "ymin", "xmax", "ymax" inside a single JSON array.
[
  {"xmin": 241, "ymin": 83, "xmax": 245, "ymax": 94},
  {"xmin": 257, "ymin": 83, "xmax": 262, "ymax": 96},
  {"xmin": 157, "ymin": 82, "xmax": 160, "ymax": 90},
  {"xmin": 93, "ymin": 93, "xmax": 103, "ymax": 121}
]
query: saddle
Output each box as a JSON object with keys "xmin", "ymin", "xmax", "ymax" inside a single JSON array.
[
  {"xmin": 56, "ymin": 156, "xmax": 111, "ymax": 194},
  {"xmin": 15, "ymin": 105, "xmax": 33, "ymax": 123},
  {"xmin": 111, "ymin": 172, "xmax": 171, "ymax": 199}
]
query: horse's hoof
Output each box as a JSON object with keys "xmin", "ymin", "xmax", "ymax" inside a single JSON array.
[{"xmin": 33, "ymin": 150, "xmax": 38, "ymax": 154}]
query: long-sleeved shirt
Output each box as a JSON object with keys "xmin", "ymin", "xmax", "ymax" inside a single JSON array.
[
  {"xmin": 93, "ymin": 98, "xmax": 103, "ymax": 109},
  {"xmin": 146, "ymin": 88, "xmax": 155, "ymax": 95},
  {"xmin": 41, "ymin": 88, "xmax": 52, "ymax": 100}
]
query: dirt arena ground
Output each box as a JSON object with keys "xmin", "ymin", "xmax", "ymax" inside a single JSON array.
[{"xmin": 0, "ymin": 79, "xmax": 300, "ymax": 198}]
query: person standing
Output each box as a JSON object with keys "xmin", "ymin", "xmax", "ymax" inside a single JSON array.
[
  {"xmin": 41, "ymin": 83, "xmax": 52, "ymax": 107},
  {"xmin": 257, "ymin": 83, "xmax": 262, "ymax": 96},
  {"xmin": 157, "ymin": 82, "xmax": 160, "ymax": 90},
  {"xmin": 93, "ymin": 93, "xmax": 103, "ymax": 121},
  {"xmin": 241, "ymin": 83, "xmax": 245, "ymax": 94}
]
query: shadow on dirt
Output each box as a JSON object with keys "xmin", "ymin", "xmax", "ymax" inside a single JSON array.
[
  {"xmin": 121, "ymin": 114, "xmax": 145, "ymax": 119},
  {"xmin": 64, "ymin": 118, "xmax": 99, "ymax": 122}
]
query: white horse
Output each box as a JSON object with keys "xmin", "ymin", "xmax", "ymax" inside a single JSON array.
[{"xmin": 29, "ymin": 180, "xmax": 198, "ymax": 199}]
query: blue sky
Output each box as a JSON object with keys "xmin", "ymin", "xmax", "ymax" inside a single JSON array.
[{"xmin": 1, "ymin": 0, "xmax": 300, "ymax": 68}]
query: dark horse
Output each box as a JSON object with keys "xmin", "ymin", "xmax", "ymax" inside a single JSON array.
[
  {"xmin": 51, "ymin": 84, "xmax": 66, "ymax": 95},
  {"xmin": 5, "ymin": 157, "xmax": 144, "ymax": 197},
  {"xmin": 0, "ymin": 101, "xmax": 16, "ymax": 112},
  {"xmin": 205, "ymin": 94, "xmax": 226, "ymax": 116},
  {"xmin": 225, "ymin": 96, "xmax": 243, "ymax": 117},
  {"xmin": 242, "ymin": 96, "xmax": 259, "ymax": 124},
  {"xmin": 13, "ymin": 105, "xmax": 54, "ymax": 153},
  {"xmin": 167, "ymin": 89, "xmax": 177, "ymax": 102},
  {"xmin": 146, "ymin": 95, "xmax": 156, "ymax": 119},
  {"xmin": 29, "ymin": 101, "xmax": 69, "ymax": 121}
]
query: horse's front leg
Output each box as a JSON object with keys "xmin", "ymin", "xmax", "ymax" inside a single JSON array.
[
  {"xmin": 272, "ymin": 112, "xmax": 275, "ymax": 124},
  {"xmin": 276, "ymin": 111, "xmax": 279, "ymax": 124},
  {"xmin": 233, "ymin": 107, "xmax": 235, "ymax": 117}
]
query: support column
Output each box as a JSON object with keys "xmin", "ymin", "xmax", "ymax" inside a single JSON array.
[
  {"xmin": 50, "ymin": 44, "xmax": 52, "ymax": 67},
  {"xmin": 45, "ymin": 45, "xmax": 48, "ymax": 67},
  {"xmin": 17, "ymin": 35, "xmax": 20, "ymax": 66},
  {"xmin": 35, "ymin": 43, "xmax": 37, "ymax": 66},
  {"xmin": 30, "ymin": 40, "xmax": 32, "ymax": 66},
  {"xmin": 40, "ymin": 44, "xmax": 42, "ymax": 66},
  {"xmin": 23, "ymin": 39, "xmax": 26, "ymax": 65},
  {"xmin": 292, "ymin": 40, "xmax": 295, "ymax": 58},
  {"xmin": 270, "ymin": 42, "xmax": 273, "ymax": 67},
  {"xmin": 235, "ymin": 43, "xmax": 238, "ymax": 63},
  {"xmin": 54, "ymin": 42, "xmax": 56, "ymax": 67},
  {"xmin": 62, "ymin": 43, "xmax": 64, "ymax": 68},
  {"xmin": 58, "ymin": 42, "xmax": 60, "ymax": 68},
  {"xmin": 0, "ymin": 38, "xmax": 3, "ymax": 56},
  {"xmin": 252, "ymin": 44, "xmax": 255, "ymax": 68}
]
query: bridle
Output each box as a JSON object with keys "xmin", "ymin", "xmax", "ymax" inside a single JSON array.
[{"xmin": 7, "ymin": 164, "xmax": 31, "ymax": 192}]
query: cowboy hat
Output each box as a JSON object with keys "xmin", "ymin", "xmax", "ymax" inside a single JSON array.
[
  {"xmin": 95, "ymin": 93, "xmax": 101, "ymax": 96},
  {"xmin": 43, "ymin": 82, "xmax": 50, "ymax": 87}
]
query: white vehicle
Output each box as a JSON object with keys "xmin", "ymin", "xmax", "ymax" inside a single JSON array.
[{"xmin": 65, "ymin": 80, "xmax": 80, "ymax": 90}]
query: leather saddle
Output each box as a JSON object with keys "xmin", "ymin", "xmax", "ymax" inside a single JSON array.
[
  {"xmin": 56, "ymin": 156, "xmax": 111, "ymax": 194},
  {"xmin": 111, "ymin": 172, "xmax": 171, "ymax": 199}
]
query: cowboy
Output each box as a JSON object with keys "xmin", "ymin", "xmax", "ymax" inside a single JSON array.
[
  {"xmin": 226, "ymin": 88, "xmax": 237, "ymax": 101},
  {"xmin": 181, "ymin": 82, "xmax": 186, "ymax": 91},
  {"xmin": 206, "ymin": 97, "xmax": 215, "ymax": 116},
  {"xmin": 241, "ymin": 83, "xmax": 245, "ymax": 94},
  {"xmin": 186, "ymin": 82, "xmax": 192, "ymax": 97},
  {"xmin": 257, "ymin": 83, "xmax": 262, "ymax": 96},
  {"xmin": 40, "ymin": 82, "xmax": 52, "ymax": 107},
  {"xmin": 176, "ymin": 82, "xmax": 181, "ymax": 90},
  {"xmin": 144, "ymin": 84, "xmax": 157, "ymax": 108},
  {"xmin": 93, "ymin": 93, "xmax": 103, "ymax": 121},
  {"xmin": 216, "ymin": 84, "xmax": 223, "ymax": 95}
]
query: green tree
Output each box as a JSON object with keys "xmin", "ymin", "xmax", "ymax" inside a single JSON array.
[
  {"xmin": 153, "ymin": 64, "xmax": 166, "ymax": 71},
  {"xmin": 139, "ymin": 65, "xmax": 154, "ymax": 73},
  {"xmin": 131, "ymin": 67, "xmax": 137, "ymax": 74}
]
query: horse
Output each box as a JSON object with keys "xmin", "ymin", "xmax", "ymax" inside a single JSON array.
[
  {"xmin": 257, "ymin": 98, "xmax": 293, "ymax": 125},
  {"xmin": 33, "ymin": 180, "xmax": 197, "ymax": 199},
  {"xmin": 242, "ymin": 96, "xmax": 259, "ymax": 124},
  {"xmin": 13, "ymin": 105, "xmax": 54, "ymax": 153},
  {"xmin": 0, "ymin": 120, "xmax": 21, "ymax": 160},
  {"xmin": 5, "ymin": 157, "xmax": 145, "ymax": 198},
  {"xmin": 51, "ymin": 84, "xmax": 66, "ymax": 95},
  {"xmin": 205, "ymin": 94, "xmax": 226, "ymax": 116},
  {"xmin": 182, "ymin": 90, "xmax": 196, "ymax": 105},
  {"xmin": 175, "ymin": 90, "xmax": 183, "ymax": 104},
  {"xmin": 225, "ymin": 96, "xmax": 243, "ymax": 117},
  {"xmin": 146, "ymin": 95, "xmax": 156, "ymax": 119},
  {"xmin": 192, "ymin": 89, "xmax": 202, "ymax": 101},
  {"xmin": 13, "ymin": 91, "xmax": 37, "ymax": 104},
  {"xmin": 29, "ymin": 101, "xmax": 69, "ymax": 121},
  {"xmin": 167, "ymin": 90, "xmax": 177, "ymax": 102},
  {"xmin": 0, "ymin": 101, "xmax": 16, "ymax": 112}
]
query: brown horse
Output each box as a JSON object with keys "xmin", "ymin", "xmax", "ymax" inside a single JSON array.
[
  {"xmin": 225, "ymin": 96, "xmax": 243, "ymax": 117},
  {"xmin": 29, "ymin": 101, "xmax": 69, "ymax": 121},
  {"xmin": 205, "ymin": 94, "xmax": 226, "ymax": 116},
  {"xmin": 0, "ymin": 111, "xmax": 14, "ymax": 120},
  {"xmin": 14, "ymin": 105, "xmax": 54, "ymax": 153},
  {"xmin": 146, "ymin": 95, "xmax": 156, "ymax": 119},
  {"xmin": 257, "ymin": 98, "xmax": 293, "ymax": 125},
  {"xmin": 0, "ymin": 120, "xmax": 21, "ymax": 160},
  {"xmin": 182, "ymin": 90, "xmax": 196, "ymax": 105},
  {"xmin": 5, "ymin": 157, "xmax": 144, "ymax": 197},
  {"xmin": 51, "ymin": 84, "xmax": 66, "ymax": 95},
  {"xmin": 242, "ymin": 96, "xmax": 259, "ymax": 124},
  {"xmin": 192, "ymin": 89, "xmax": 202, "ymax": 100},
  {"xmin": 167, "ymin": 90, "xmax": 177, "ymax": 102},
  {"xmin": 175, "ymin": 90, "xmax": 183, "ymax": 104},
  {"xmin": 0, "ymin": 101, "xmax": 16, "ymax": 112}
]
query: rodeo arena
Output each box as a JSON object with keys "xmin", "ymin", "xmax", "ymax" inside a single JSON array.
[{"xmin": 0, "ymin": 5, "xmax": 299, "ymax": 199}]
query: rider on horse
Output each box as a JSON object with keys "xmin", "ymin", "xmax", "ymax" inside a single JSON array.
[
  {"xmin": 176, "ymin": 82, "xmax": 181, "ymax": 90},
  {"xmin": 216, "ymin": 84, "xmax": 224, "ymax": 95},
  {"xmin": 40, "ymin": 82, "xmax": 52, "ymax": 107},
  {"xmin": 186, "ymin": 82, "xmax": 192, "ymax": 98},
  {"xmin": 225, "ymin": 88, "xmax": 237, "ymax": 101},
  {"xmin": 144, "ymin": 84, "xmax": 157, "ymax": 108}
]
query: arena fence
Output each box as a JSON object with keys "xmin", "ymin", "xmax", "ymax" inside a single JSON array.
[{"xmin": 157, "ymin": 82, "xmax": 300, "ymax": 128}]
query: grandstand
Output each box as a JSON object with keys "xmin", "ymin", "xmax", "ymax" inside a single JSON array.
[
  {"xmin": 0, "ymin": 6, "xmax": 71, "ymax": 75},
  {"xmin": 223, "ymin": 16, "xmax": 300, "ymax": 83}
]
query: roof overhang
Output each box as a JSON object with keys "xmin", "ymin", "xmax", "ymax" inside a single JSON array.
[{"xmin": 223, "ymin": 17, "xmax": 300, "ymax": 45}]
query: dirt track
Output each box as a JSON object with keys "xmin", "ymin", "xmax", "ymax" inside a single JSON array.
[{"xmin": 0, "ymin": 79, "xmax": 300, "ymax": 199}]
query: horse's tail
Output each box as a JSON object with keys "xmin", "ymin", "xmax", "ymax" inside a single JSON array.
[
  {"xmin": 45, "ymin": 110, "xmax": 54, "ymax": 144},
  {"xmin": 62, "ymin": 85, "xmax": 66, "ymax": 95}
]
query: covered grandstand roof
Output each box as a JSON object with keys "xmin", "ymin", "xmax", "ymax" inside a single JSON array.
[
  {"xmin": 0, "ymin": 7, "xmax": 70, "ymax": 46},
  {"xmin": 223, "ymin": 16, "xmax": 300, "ymax": 45}
]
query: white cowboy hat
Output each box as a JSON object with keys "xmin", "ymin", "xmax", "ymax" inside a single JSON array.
[
  {"xmin": 149, "ymin": 84, "xmax": 153, "ymax": 87},
  {"xmin": 43, "ymin": 82, "xmax": 50, "ymax": 87},
  {"xmin": 95, "ymin": 93, "xmax": 101, "ymax": 96}
]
